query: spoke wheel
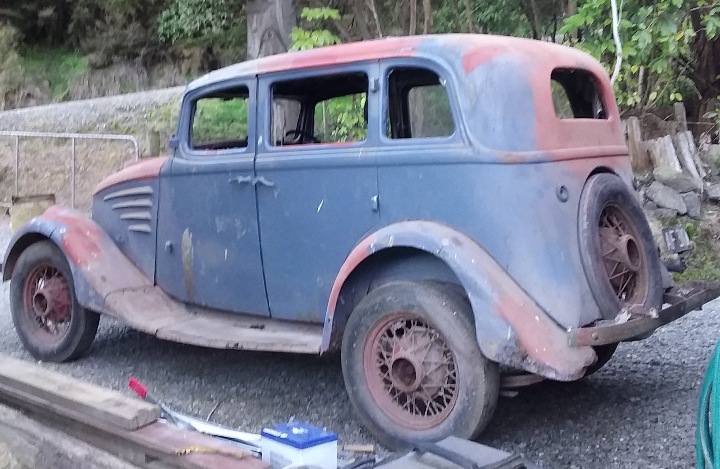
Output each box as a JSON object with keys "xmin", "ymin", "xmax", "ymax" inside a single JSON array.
[
  {"xmin": 10, "ymin": 241, "xmax": 100, "ymax": 362},
  {"xmin": 364, "ymin": 314, "xmax": 459, "ymax": 430},
  {"xmin": 22, "ymin": 264, "xmax": 72, "ymax": 344},
  {"xmin": 598, "ymin": 204, "xmax": 649, "ymax": 307},
  {"xmin": 578, "ymin": 173, "xmax": 662, "ymax": 322},
  {"xmin": 342, "ymin": 281, "xmax": 499, "ymax": 449}
]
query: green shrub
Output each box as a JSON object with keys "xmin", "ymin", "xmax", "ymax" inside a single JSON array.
[{"xmin": 0, "ymin": 25, "xmax": 24, "ymax": 109}]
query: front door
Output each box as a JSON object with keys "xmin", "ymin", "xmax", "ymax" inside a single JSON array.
[
  {"xmin": 255, "ymin": 65, "xmax": 381, "ymax": 322},
  {"xmin": 156, "ymin": 78, "xmax": 269, "ymax": 316}
]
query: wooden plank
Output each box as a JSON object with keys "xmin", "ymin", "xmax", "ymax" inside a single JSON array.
[
  {"xmin": 685, "ymin": 130, "xmax": 708, "ymax": 179},
  {"xmin": 0, "ymin": 367, "xmax": 269, "ymax": 469},
  {"xmin": 0, "ymin": 356, "xmax": 160, "ymax": 430},
  {"xmin": 648, "ymin": 136, "xmax": 682, "ymax": 173},
  {"xmin": 672, "ymin": 131, "xmax": 703, "ymax": 182},
  {"xmin": 674, "ymin": 102, "xmax": 688, "ymax": 133},
  {"xmin": 626, "ymin": 116, "xmax": 653, "ymax": 174},
  {"xmin": 0, "ymin": 403, "xmax": 140, "ymax": 469}
]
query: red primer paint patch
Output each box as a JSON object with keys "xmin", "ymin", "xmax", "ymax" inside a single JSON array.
[
  {"xmin": 461, "ymin": 47, "xmax": 501, "ymax": 73},
  {"xmin": 44, "ymin": 206, "xmax": 103, "ymax": 268},
  {"xmin": 95, "ymin": 156, "xmax": 167, "ymax": 193}
]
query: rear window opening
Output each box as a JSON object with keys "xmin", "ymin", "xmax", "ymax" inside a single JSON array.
[
  {"xmin": 386, "ymin": 67, "xmax": 455, "ymax": 139},
  {"xmin": 551, "ymin": 69, "xmax": 607, "ymax": 120}
]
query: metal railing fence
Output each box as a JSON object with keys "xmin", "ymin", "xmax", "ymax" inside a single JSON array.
[{"xmin": 0, "ymin": 131, "xmax": 140, "ymax": 208}]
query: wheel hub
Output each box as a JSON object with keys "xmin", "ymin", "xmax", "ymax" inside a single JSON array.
[
  {"xmin": 598, "ymin": 204, "xmax": 649, "ymax": 305},
  {"xmin": 32, "ymin": 277, "xmax": 68, "ymax": 320},
  {"xmin": 23, "ymin": 265, "xmax": 72, "ymax": 337},
  {"xmin": 390, "ymin": 356, "xmax": 420, "ymax": 393},
  {"xmin": 365, "ymin": 316, "xmax": 458, "ymax": 429},
  {"xmin": 616, "ymin": 234, "xmax": 641, "ymax": 272}
]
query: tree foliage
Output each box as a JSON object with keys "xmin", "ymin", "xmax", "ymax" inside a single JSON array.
[
  {"xmin": 560, "ymin": 0, "xmax": 719, "ymax": 112},
  {"xmin": 0, "ymin": 0, "xmax": 718, "ymax": 120}
]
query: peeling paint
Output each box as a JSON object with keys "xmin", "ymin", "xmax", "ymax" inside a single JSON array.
[{"xmin": 181, "ymin": 228, "xmax": 195, "ymax": 300}]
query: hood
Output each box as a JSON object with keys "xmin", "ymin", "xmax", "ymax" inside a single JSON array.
[{"xmin": 94, "ymin": 156, "xmax": 168, "ymax": 194}]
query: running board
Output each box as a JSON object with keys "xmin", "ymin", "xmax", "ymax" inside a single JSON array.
[{"xmin": 103, "ymin": 286, "xmax": 323, "ymax": 354}]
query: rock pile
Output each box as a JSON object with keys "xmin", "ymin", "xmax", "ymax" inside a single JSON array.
[
  {"xmin": 637, "ymin": 141, "xmax": 720, "ymax": 223},
  {"xmin": 629, "ymin": 115, "xmax": 720, "ymax": 258}
]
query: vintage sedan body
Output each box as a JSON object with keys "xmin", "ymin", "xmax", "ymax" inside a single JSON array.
[{"xmin": 4, "ymin": 34, "xmax": 719, "ymax": 447}]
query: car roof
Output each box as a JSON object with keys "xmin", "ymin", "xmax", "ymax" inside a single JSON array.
[{"xmin": 186, "ymin": 34, "xmax": 602, "ymax": 92}]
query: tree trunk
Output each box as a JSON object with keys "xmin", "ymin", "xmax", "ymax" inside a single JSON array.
[
  {"xmin": 409, "ymin": 0, "xmax": 417, "ymax": 35},
  {"xmin": 246, "ymin": 0, "xmax": 296, "ymax": 61},
  {"xmin": 689, "ymin": 2, "xmax": 720, "ymax": 125},
  {"xmin": 352, "ymin": 0, "xmax": 373, "ymax": 40},
  {"xmin": 527, "ymin": 0, "xmax": 542, "ymax": 39},
  {"xmin": 464, "ymin": 0, "xmax": 474, "ymax": 33},
  {"xmin": 366, "ymin": 0, "xmax": 383, "ymax": 37},
  {"xmin": 422, "ymin": 0, "xmax": 432, "ymax": 35},
  {"xmin": 566, "ymin": 0, "xmax": 576, "ymax": 16},
  {"xmin": 246, "ymin": 0, "xmax": 297, "ymax": 143}
]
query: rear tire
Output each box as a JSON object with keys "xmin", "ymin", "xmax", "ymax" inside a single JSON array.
[
  {"xmin": 578, "ymin": 173, "xmax": 663, "ymax": 319},
  {"xmin": 341, "ymin": 281, "xmax": 499, "ymax": 449},
  {"xmin": 10, "ymin": 241, "xmax": 99, "ymax": 362}
]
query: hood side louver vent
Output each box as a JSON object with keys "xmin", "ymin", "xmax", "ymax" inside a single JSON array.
[{"xmin": 106, "ymin": 185, "xmax": 154, "ymax": 235}]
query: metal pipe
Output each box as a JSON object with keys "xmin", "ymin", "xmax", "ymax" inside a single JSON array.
[
  {"xmin": 0, "ymin": 130, "xmax": 140, "ymax": 160},
  {"xmin": 13, "ymin": 136, "xmax": 19, "ymax": 197},
  {"xmin": 0, "ymin": 130, "xmax": 141, "ymax": 208},
  {"xmin": 71, "ymin": 137, "xmax": 76, "ymax": 209}
]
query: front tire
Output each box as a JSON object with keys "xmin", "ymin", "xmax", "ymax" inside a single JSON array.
[
  {"xmin": 341, "ymin": 281, "xmax": 499, "ymax": 449},
  {"xmin": 10, "ymin": 241, "xmax": 99, "ymax": 362}
]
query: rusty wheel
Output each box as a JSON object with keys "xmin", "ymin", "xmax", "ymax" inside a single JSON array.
[
  {"xmin": 10, "ymin": 241, "xmax": 99, "ymax": 362},
  {"xmin": 579, "ymin": 173, "xmax": 662, "ymax": 324},
  {"xmin": 598, "ymin": 204, "xmax": 650, "ymax": 307},
  {"xmin": 364, "ymin": 314, "xmax": 459, "ymax": 430},
  {"xmin": 342, "ymin": 281, "xmax": 499, "ymax": 449},
  {"xmin": 21, "ymin": 264, "xmax": 73, "ymax": 344}
]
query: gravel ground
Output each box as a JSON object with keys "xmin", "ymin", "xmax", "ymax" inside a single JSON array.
[
  {"xmin": 0, "ymin": 216, "xmax": 717, "ymax": 469},
  {"xmin": 0, "ymin": 87, "xmax": 184, "ymax": 133}
]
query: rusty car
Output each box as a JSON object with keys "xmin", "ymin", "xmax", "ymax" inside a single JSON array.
[{"xmin": 3, "ymin": 34, "xmax": 720, "ymax": 448}]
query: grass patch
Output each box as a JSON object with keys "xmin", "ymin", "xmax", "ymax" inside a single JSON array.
[
  {"xmin": 147, "ymin": 100, "xmax": 181, "ymax": 135},
  {"xmin": 674, "ymin": 227, "xmax": 720, "ymax": 282},
  {"xmin": 20, "ymin": 50, "xmax": 88, "ymax": 101}
]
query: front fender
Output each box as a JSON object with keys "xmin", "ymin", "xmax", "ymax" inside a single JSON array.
[
  {"xmin": 3, "ymin": 205, "xmax": 151, "ymax": 312},
  {"xmin": 323, "ymin": 220, "xmax": 596, "ymax": 381}
]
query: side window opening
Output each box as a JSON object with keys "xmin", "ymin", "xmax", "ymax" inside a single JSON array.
[
  {"xmin": 551, "ymin": 69, "xmax": 607, "ymax": 119},
  {"xmin": 271, "ymin": 72, "xmax": 368, "ymax": 146},
  {"xmin": 387, "ymin": 67, "xmax": 455, "ymax": 139},
  {"xmin": 191, "ymin": 86, "xmax": 249, "ymax": 151}
]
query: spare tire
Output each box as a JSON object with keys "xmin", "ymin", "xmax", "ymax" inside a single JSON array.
[{"xmin": 578, "ymin": 173, "xmax": 663, "ymax": 320}]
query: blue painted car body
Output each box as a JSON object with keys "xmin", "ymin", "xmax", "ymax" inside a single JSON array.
[{"xmin": 3, "ymin": 34, "xmax": 650, "ymax": 380}]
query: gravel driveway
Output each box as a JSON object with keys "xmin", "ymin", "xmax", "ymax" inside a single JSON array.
[{"xmin": 0, "ymin": 215, "xmax": 716, "ymax": 469}]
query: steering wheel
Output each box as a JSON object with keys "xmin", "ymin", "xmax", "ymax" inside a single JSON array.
[{"xmin": 284, "ymin": 129, "xmax": 320, "ymax": 144}]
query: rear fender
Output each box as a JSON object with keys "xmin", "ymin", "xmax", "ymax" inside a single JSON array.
[
  {"xmin": 322, "ymin": 221, "xmax": 596, "ymax": 381},
  {"xmin": 2, "ymin": 205, "xmax": 152, "ymax": 312}
]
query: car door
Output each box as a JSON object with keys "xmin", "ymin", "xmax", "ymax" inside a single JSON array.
[
  {"xmin": 254, "ymin": 64, "xmax": 381, "ymax": 323},
  {"xmin": 155, "ymin": 77, "xmax": 269, "ymax": 316}
]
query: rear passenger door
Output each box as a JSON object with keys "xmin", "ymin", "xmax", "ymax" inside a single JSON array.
[
  {"xmin": 255, "ymin": 65, "xmax": 381, "ymax": 322},
  {"xmin": 375, "ymin": 59, "xmax": 468, "ymax": 225}
]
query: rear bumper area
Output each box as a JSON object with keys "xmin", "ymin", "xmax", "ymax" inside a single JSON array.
[{"xmin": 568, "ymin": 281, "xmax": 720, "ymax": 347}]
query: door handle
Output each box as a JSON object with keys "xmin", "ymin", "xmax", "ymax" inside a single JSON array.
[
  {"xmin": 253, "ymin": 176, "xmax": 275, "ymax": 187},
  {"xmin": 228, "ymin": 175, "xmax": 253, "ymax": 185}
]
